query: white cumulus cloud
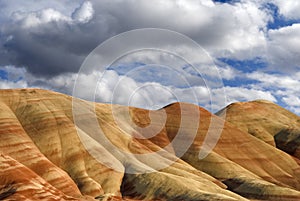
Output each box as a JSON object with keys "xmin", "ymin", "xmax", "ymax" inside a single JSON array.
[
  {"xmin": 267, "ymin": 24, "xmax": 300, "ymax": 72},
  {"xmin": 72, "ymin": 1, "xmax": 94, "ymax": 23},
  {"xmin": 272, "ymin": 0, "xmax": 300, "ymax": 20}
]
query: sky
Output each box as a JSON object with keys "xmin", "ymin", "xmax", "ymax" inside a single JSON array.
[{"xmin": 0, "ymin": 0, "xmax": 300, "ymax": 114}]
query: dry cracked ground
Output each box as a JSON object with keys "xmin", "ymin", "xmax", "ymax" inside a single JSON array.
[{"xmin": 1, "ymin": 88, "xmax": 300, "ymax": 201}]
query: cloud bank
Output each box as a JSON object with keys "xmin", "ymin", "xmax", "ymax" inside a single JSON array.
[{"xmin": 0, "ymin": 0, "xmax": 299, "ymax": 114}]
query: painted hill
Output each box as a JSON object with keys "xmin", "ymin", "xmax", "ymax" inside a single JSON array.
[
  {"xmin": 0, "ymin": 89, "xmax": 300, "ymax": 200},
  {"xmin": 216, "ymin": 100, "xmax": 300, "ymax": 160}
]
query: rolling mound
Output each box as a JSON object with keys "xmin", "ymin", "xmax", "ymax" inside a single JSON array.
[
  {"xmin": 216, "ymin": 100, "xmax": 300, "ymax": 159},
  {"xmin": 0, "ymin": 89, "xmax": 300, "ymax": 200}
]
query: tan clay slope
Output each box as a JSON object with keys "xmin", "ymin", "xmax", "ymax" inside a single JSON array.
[
  {"xmin": 110, "ymin": 100, "xmax": 300, "ymax": 200},
  {"xmin": 0, "ymin": 100, "xmax": 82, "ymax": 198},
  {"xmin": 0, "ymin": 154, "xmax": 84, "ymax": 201},
  {"xmin": 216, "ymin": 100, "xmax": 300, "ymax": 159},
  {"xmin": 1, "ymin": 88, "xmax": 300, "ymax": 201},
  {"xmin": 0, "ymin": 152, "xmax": 128, "ymax": 201},
  {"xmin": 160, "ymin": 103, "xmax": 300, "ymax": 201},
  {"xmin": 0, "ymin": 88, "xmax": 248, "ymax": 201}
]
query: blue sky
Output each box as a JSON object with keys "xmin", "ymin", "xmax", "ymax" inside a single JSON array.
[{"xmin": 0, "ymin": 0, "xmax": 300, "ymax": 114}]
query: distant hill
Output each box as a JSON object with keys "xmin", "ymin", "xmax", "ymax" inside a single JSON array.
[{"xmin": 216, "ymin": 100, "xmax": 300, "ymax": 159}]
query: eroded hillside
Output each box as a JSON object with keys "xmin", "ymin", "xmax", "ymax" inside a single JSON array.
[{"xmin": 1, "ymin": 89, "xmax": 300, "ymax": 201}]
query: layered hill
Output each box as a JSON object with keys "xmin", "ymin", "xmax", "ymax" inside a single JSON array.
[
  {"xmin": 0, "ymin": 89, "xmax": 300, "ymax": 200},
  {"xmin": 216, "ymin": 100, "xmax": 300, "ymax": 159}
]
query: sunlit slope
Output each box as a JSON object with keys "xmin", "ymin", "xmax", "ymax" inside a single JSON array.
[
  {"xmin": 216, "ymin": 100, "xmax": 300, "ymax": 159},
  {"xmin": 0, "ymin": 89, "xmax": 300, "ymax": 200}
]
